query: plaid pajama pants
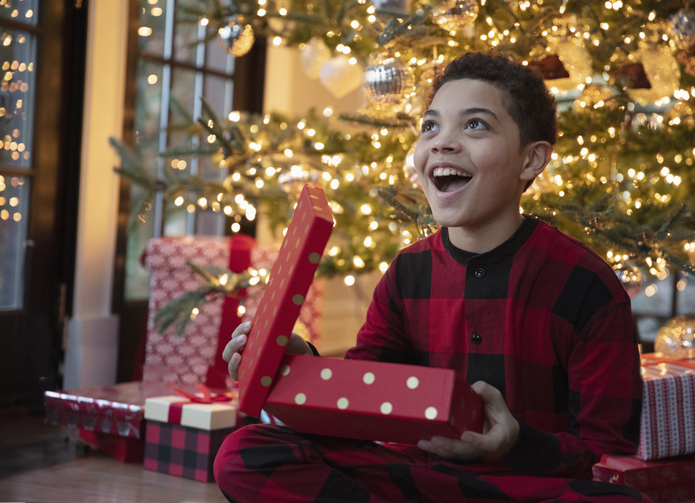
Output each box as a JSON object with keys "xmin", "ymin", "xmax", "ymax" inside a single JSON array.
[{"xmin": 213, "ymin": 424, "xmax": 654, "ymax": 503}]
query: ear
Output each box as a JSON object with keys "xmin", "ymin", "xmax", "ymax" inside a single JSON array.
[{"xmin": 519, "ymin": 141, "xmax": 553, "ymax": 182}]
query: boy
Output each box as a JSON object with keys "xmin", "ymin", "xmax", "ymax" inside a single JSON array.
[{"xmin": 214, "ymin": 52, "xmax": 649, "ymax": 502}]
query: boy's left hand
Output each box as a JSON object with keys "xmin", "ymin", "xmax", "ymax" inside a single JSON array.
[{"xmin": 417, "ymin": 381, "xmax": 519, "ymax": 463}]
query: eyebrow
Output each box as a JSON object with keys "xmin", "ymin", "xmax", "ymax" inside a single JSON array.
[{"xmin": 424, "ymin": 107, "xmax": 500, "ymax": 122}]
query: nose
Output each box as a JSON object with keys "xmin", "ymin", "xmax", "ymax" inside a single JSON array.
[{"xmin": 430, "ymin": 128, "xmax": 462, "ymax": 154}]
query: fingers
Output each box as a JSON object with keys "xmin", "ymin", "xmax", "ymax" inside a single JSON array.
[
  {"xmin": 228, "ymin": 352, "xmax": 242, "ymax": 382},
  {"xmin": 417, "ymin": 436, "xmax": 483, "ymax": 462},
  {"xmin": 222, "ymin": 321, "xmax": 252, "ymax": 382},
  {"xmin": 222, "ymin": 332, "xmax": 247, "ymax": 362},
  {"xmin": 471, "ymin": 380, "xmax": 505, "ymax": 407},
  {"xmin": 286, "ymin": 332, "xmax": 313, "ymax": 356}
]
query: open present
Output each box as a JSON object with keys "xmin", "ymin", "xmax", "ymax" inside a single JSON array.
[{"xmin": 236, "ymin": 185, "xmax": 483, "ymax": 443}]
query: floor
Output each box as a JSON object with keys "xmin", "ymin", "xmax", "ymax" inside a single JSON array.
[{"xmin": 0, "ymin": 406, "xmax": 228, "ymax": 503}]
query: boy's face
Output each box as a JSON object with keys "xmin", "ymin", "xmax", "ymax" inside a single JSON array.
[{"xmin": 414, "ymin": 78, "xmax": 533, "ymax": 235}]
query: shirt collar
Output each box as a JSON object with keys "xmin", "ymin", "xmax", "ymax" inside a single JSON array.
[{"xmin": 441, "ymin": 216, "xmax": 540, "ymax": 266}]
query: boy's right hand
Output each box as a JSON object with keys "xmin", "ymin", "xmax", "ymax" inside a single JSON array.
[{"xmin": 222, "ymin": 321, "xmax": 313, "ymax": 382}]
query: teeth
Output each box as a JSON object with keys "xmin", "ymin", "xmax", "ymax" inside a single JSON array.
[{"xmin": 432, "ymin": 167, "xmax": 471, "ymax": 177}]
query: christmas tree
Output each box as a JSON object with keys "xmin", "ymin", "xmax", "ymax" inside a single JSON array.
[{"xmin": 115, "ymin": 0, "xmax": 695, "ymax": 327}]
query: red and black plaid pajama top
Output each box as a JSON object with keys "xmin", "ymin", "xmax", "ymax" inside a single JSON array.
[{"xmin": 214, "ymin": 217, "xmax": 650, "ymax": 503}]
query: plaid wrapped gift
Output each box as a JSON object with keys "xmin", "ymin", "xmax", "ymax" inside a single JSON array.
[
  {"xmin": 638, "ymin": 354, "xmax": 695, "ymax": 460},
  {"xmin": 144, "ymin": 421, "xmax": 233, "ymax": 483},
  {"xmin": 592, "ymin": 453, "xmax": 695, "ymax": 502},
  {"xmin": 143, "ymin": 234, "xmax": 324, "ymax": 389},
  {"xmin": 143, "ymin": 393, "xmax": 239, "ymax": 482}
]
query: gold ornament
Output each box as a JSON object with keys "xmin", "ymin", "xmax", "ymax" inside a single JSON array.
[
  {"xmin": 300, "ymin": 38, "xmax": 332, "ymax": 80},
  {"xmin": 217, "ymin": 19, "xmax": 255, "ymax": 57},
  {"xmin": 545, "ymin": 38, "xmax": 593, "ymax": 93},
  {"xmin": 363, "ymin": 53, "xmax": 414, "ymax": 118},
  {"xmin": 433, "ymin": 0, "xmax": 479, "ymax": 33},
  {"xmin": 613, "ymin": 262, "xmax": 643, "ymax": 297},
  {"xmin": 654, "ymin": 315, "xmax": 695, "ymax": 359},
  {"xmin": 628, "ymin": 46, "xmax": 681, "ymax": 105}
]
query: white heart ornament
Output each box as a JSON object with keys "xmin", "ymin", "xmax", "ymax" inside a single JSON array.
[{"xmin": 319, "ymin": 56, "xmax": 363, "ymax": 99}]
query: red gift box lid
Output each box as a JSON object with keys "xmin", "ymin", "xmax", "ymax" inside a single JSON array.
[{"xmin": 237, "ymin": 185, "xmax": 333, "ymax": 417}]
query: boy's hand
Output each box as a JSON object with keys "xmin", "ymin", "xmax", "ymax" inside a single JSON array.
[
  {"xmin": 417, "ymin": 381, "xmax": 519, "ymax": 463},
  {"xmin": 222, "ymin": 321, "xmax": 314, "ymax": 381}
]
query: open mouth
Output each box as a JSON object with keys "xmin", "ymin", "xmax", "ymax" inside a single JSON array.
[{"xmin": 431, "ymin": 167, "xmax": 472, "ymax": 193}]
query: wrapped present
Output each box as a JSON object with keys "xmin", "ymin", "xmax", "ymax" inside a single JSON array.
[
  {"xmin": 44, "ymin": 382, "xmax": 148, "ymax": 439},
  {"xmin": 143, "ymin": 390, "xmax": 240, "ymax": 482},
  {"xmin": 143, "ymin": 233, "xmax": 324, "ymax": 389},
  {"xmin": 592, "ymin": 453, "xmax": 695, "ymax": 502},
  {"xmin": 638, "ymin": 354, "xmax": 695, "ymax": 460},
  {"xmin": 44, "ymin": 381, "xmax": 174, "ymax": 462},
  {"xmin": 238, "ymin": 185, "xmax": 334, "ymax": 417},
  {"xmin": 264, "ymin": 354, "xmax": 483, "ymax": 445},
  {"xmin": 237, "ymin": 185, "xmax": 484, "ymax": 444}
]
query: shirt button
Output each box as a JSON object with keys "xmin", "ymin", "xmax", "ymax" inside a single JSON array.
[
  {"xmin": 474, "ymin": 268, "xmax": 485, "ymax": 278},
  {"xmin": 471, "ymin": 332, "xmax": 482, "ymax": 345}
]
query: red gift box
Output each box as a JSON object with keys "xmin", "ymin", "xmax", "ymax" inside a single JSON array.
[
  {"xmin": 44, "ymin": 381, "xmax": 175, "ymax": 462},
  {"xmin": 592, "ymin": 453, "xmax": 695, "ymax": 502},
  {"xmin": 238, "ymin": 185, "xmax": 334, "ymax": 417},
  {"xmin": 264, "ymin": 354, "xmax": 483, "ymax": 445},
  {"xmin": 44, "ymin": 382, "xmax": 148, "ymax": 439},
  {"xmin": 638, "ymin": 354, "xmax": 695, "ymax": 460},
  {"xmin": 144, "ymin": 234, "xmax": 325, "ymax": 388},
  {"xmin": 237, "ymin": 185, "xmax": 484, "ymax": 444}
]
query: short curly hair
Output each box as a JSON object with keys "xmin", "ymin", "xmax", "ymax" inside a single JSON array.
[{"xmin": 427, "ymin": 51, "xmax": 557, "ymax": 149}]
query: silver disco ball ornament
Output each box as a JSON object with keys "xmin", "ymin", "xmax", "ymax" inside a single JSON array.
[
  {"xmin": 217, "ymin": 19, "xmax": 255, "ymax": 57},
  {"xmin": 670, "ymin": 8, "xmax": 695, "ymax": 51},
  {"xmin": 613, "ymin": 262, "xmax": 643, "ymax": 297},
  {"xmin": 655, "ymin": 315, "xmax": 695, "ymax": 359},
  {"xmin": 434, "ymin": 0, "xmax": 479, "ymax": 33},
  {"xmin": 364, "ymin": 53, "xmax": 414, "ymax": 115}
]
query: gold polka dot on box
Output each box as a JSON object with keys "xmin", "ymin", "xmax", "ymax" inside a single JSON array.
[
  {"xmin": 264, "ymin": 354, "xmax": 484, "ymax": 445},
  {"xmin": 237, "ymin": 185, "xmax": 334, "ymax": 418}
]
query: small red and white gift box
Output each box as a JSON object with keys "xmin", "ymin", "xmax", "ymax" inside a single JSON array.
[
  {"xmin": 143, "ymin": 393, "xmax": 240, "ymax": 482},
  {"xmin": 592, "ymin": 453, "xmax": 695, "ymax": 502},
  {"xmin": 638, "ymin": 354, "xmax": 695, "ymax": 460}
]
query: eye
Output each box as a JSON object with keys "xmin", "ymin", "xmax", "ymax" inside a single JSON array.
[
  {"xmin": 421, "ymin": 120, "xmax": 437, "ymax": 133},
  {"xmin": 466, "ymin": 118, "xmax": 488, "ymax": 130}
]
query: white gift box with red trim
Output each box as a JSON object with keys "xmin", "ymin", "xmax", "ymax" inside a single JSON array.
[
  {"xmin": 638, "ymin": 354, "xmax": 695, "ymax": 460},
  {"xmin": 144, "ymin": 395, "xmax": 238, "ymax": 430}
]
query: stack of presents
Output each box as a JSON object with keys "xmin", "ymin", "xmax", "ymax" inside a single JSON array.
[{"xmin": 45, "ymin": 187, "xmax": 695, "ymax": 499}]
